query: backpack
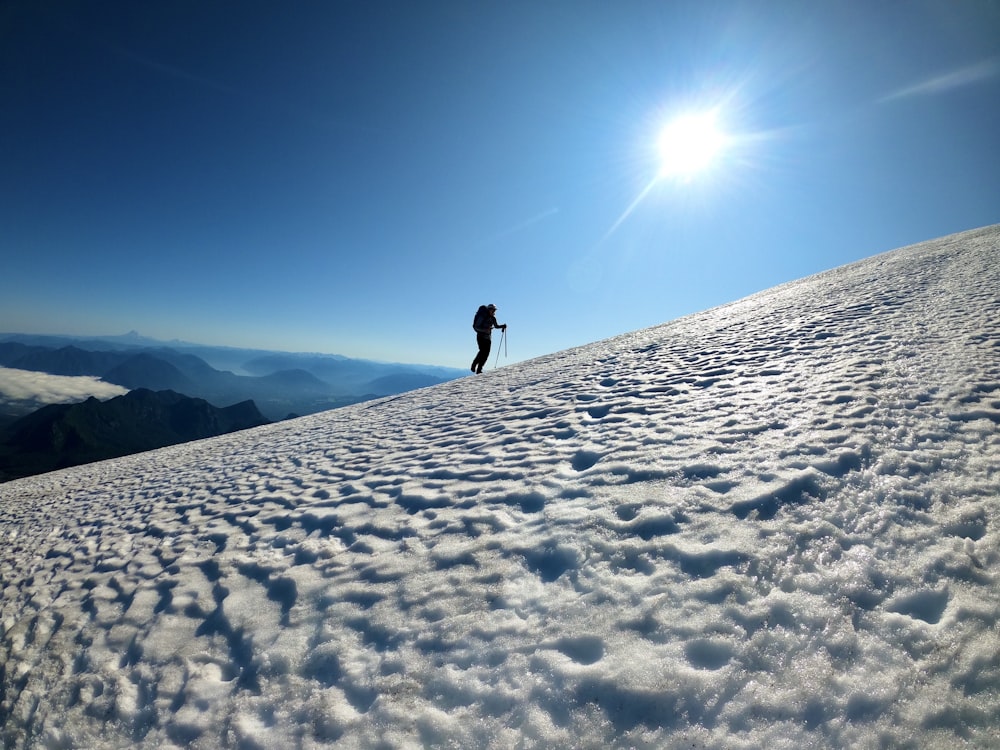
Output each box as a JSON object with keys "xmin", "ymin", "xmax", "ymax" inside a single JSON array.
[{"xmin": 472, "ymin": 305, "xmax": 490, "ymax": 331}]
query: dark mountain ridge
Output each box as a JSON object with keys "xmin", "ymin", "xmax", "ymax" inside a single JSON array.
[
  {"xmin": 102, "ymin": 352, "xmax": 196, "ymax": 392},
  {"xmin": 0, "ymin": 389, "xmax": 269, "ymax": 482}
]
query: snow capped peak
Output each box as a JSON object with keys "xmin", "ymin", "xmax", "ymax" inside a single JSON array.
[{"xmin": 2, "ymin": 225, "xmax": 999, "ymax": 748}]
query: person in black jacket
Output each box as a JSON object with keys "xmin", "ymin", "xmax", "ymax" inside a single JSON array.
[{"xmin": 471, "ymin": 303, "xmax": 506, "ymax": 374}]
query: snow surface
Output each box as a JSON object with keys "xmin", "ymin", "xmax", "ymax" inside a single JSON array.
[{"xmin": 2, "ymin": 225, "xmax": 999, "ymax": 749}]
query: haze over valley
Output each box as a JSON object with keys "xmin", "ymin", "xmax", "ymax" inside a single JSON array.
[{"xmin": 0, "ymin": 338, "xmax": 465, "ymax": 481}]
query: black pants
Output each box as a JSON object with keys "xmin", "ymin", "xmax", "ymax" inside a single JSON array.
[{"xmin": 472, "ymin": 334, "xmax": 491, "ymax": 373}]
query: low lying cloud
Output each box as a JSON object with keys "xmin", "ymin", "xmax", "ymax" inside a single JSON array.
[{"xmin": 0, "ymin": 367, "xmax": 129, "ymax": 409}]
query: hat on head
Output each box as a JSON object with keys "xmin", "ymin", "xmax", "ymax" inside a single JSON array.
[{"xmin": 487, "ymin": 303, "xmax": 496, "ymax": 310}]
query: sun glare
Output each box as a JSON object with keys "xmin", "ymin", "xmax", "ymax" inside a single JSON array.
[
  {"xmin": 657, "ymin": 110, "xmax": 727, "ymax": 179},
  {"xmin": 600, "ymin": 104, "xmax": 739, "ymax": 244}
]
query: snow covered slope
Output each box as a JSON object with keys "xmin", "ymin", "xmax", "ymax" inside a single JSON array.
[{"xmin": 2, "ymin": 225, "xmax": 998, "ymax": 749}]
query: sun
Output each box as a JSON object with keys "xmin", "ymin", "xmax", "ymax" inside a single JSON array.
[
  {"xmin": 657, "ymin": 110, "xmax": 728, "ymax": 179},
  {"xmin": 599, "ymin": 104, "xmax": 739, "ymax": 243}
]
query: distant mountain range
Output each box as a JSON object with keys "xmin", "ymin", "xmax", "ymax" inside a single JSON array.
[
  {"xmin": 0, "ymin": 333, "xmax": 467, "ymax": 482},
  {"xmin": 0, "ymin": 389, "xmax": 269, "ymax": 482},
  {"xmin": 0, "ymin": 333, "xmax": 466, "ymax": 422}
]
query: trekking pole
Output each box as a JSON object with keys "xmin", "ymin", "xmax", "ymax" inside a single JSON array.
[{"xmin": 494, "ymin": 329, "xmax": 506, "ymax": 368}]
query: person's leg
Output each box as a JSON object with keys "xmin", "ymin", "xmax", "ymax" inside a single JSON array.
[
  {"xmin": 474, "ymin": 334, "xmax": 492, "ymax": 373},
  {"xmin": 473, "ymin": 335, "xmax": 484, "ymax": 371}
]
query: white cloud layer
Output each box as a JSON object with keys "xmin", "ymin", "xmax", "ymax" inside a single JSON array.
[{"xmin": 0, "ymin": 366, "xmax": 128, "ymax": 407}]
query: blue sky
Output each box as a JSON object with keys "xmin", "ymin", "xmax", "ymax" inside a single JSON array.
[{"xmin": 2, "ymin": 1, "xmax": 998, "ymax": 369}]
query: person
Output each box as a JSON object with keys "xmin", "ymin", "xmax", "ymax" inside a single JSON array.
[{"xmin": 471, "ymin": 303, "xmax": 506, "ymax": 374}]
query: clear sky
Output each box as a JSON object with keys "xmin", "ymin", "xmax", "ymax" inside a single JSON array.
[{"xmin": 2, "ymin": 1, "xmax": 998, "ymax": 368}]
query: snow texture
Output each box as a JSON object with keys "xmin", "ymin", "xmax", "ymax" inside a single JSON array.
[{"xmin": 2, "ymin": 225, "xmax": 999, "ymax": 749}]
